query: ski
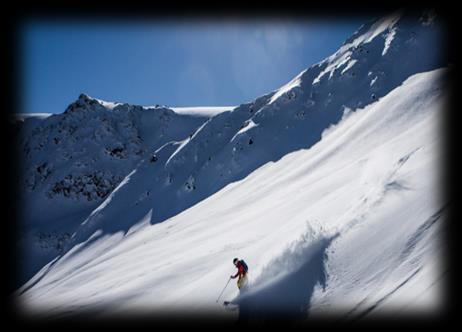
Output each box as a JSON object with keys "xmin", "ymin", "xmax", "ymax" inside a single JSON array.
[{"xmin": 223, "ymin": 301, "xmax": 239, "ymax": 311}]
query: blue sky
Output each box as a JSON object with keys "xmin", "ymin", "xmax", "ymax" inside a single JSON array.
[{"xmin": 21, "ymin": 18, "xmax": 368, "ymax": 114}]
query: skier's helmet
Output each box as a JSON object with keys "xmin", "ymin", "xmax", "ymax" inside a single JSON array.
[{"xmin": 233, "ymin": 258, "xmax": 239, "ymax": 265}]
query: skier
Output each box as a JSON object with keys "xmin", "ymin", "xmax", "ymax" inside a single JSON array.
[
  {"xmin": 218, "ymin": 258, "xmax": 249, "ymax": 306},
  {"xmin": 230, "ymin": 258, "xmax": 248, "ymax": 290}
]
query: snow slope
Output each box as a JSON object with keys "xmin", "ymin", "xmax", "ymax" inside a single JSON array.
[
  {"xmin": 28, "ymin": 10, "xmax": 444, "ymax": 254},
  {"xmin": 13, "ymin": 113, "xmax": 52, "ymax": 121},
  {"xmin": 169, "ymin": 106, "xmax": 235, "ymax": 117},
  {"xmin": 15, "ymin": 10, "xmax": 448, "ymax": 322},
  {"xmin": 17, "ymin": 68, "xmax": 447, "ymax": 320}
]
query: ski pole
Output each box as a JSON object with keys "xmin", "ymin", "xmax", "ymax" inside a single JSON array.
[{"xmin": 216, "ymin": 277, "xmax": 232, "ymax": 303}]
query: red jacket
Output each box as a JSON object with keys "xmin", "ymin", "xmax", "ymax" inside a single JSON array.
[{"xmin": 231, "ymin": 261, "xmax": 246, "ymax": 279}]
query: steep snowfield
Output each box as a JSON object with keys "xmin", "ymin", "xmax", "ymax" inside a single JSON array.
[
  {"xmin": 27, "ymin": 10, "xmax": 444, "ymax": 257},
  {"xmin": 15, "ymin": 10, "xmax": 448, "ymax": 322},
  {"xmin": 17, "ymin": 68, "xmax": 447, "ymax": 320}
]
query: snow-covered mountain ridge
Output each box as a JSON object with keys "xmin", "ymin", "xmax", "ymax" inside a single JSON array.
[{"xmin": 15, "ymin": 10, "xmax": 448, "ymax": 322}]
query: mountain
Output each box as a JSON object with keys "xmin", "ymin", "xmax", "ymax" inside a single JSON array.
[
  {"xmin": 15, "ymin": 10, "xmax": 448, "ymax": 322},
  {"xmin": 15, "ymin": 95, "xmax": 233, "ymax": 284}
]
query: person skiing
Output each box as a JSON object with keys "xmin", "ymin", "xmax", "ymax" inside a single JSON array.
[{"xmin": 230, "ymin": 258, "xmax": 248, "ymax": 290}]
